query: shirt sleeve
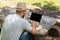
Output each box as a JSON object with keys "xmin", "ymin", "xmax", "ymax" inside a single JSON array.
[{"xmin": 22, "ymin": 19, "xmax": 32, "ymax": 32}]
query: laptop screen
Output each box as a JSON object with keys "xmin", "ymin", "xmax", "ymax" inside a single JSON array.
[{"xmin": 30, "ymin": 12, "xmax": 42, "ymax": 22}]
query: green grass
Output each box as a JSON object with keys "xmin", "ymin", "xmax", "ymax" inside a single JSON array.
[
  {"xmin": 0, "ymin": 1, "xmax": 6, "ymax": 8},
  {"xmin": 0, "ymin": 0, "xmax": 60, "ymax": 8}
]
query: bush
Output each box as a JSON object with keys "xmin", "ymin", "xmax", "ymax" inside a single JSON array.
[
  {"xmin": 32, "ymin": 2, "xmax": 41, "ymax": 7},
  {"xmin": 43, "ymin": 1, "xmax": 59, "ymax": 10},
  {"xmin": 32, "ymin": 1, "xmax": 59, "ymax": 11}
]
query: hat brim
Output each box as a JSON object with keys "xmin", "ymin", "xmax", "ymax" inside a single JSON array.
[{"xmin": 15, "ymin": 7, "xmax": 27, "ymax": 11}]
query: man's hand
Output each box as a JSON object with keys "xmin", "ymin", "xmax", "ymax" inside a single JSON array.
[{"xmin": 27, "ymin": 19, "xmax": 36, "ymax": 26}]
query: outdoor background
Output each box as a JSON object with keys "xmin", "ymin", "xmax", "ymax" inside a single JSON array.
[
  {"xmin": 0, "ymin": 0, "xmax": 60, "ymax": 8},
  {"xmin": 0, "ymin": 0, "xmax": 60, "ymax": 40}
]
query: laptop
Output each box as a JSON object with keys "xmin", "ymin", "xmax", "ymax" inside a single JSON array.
[{"xmin": 30, "ymin": 12, "xmax": 42, "ymax": 22}]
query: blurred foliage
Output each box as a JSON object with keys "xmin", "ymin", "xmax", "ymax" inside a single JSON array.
[
  {"xmin": 32, "ymin": 3, "xmax": 41, "ymax": 7},
  {"xmin": 32, "ymin": 1, "xmax": 60, "ymax": 11},
  {"xmin": 43, "ymin": 1, "xmax": 59, "ymax": 10}
]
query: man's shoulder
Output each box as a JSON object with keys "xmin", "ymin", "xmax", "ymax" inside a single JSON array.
[
  {"xmin": 22, "ymin": 19, "xmax": 30, "ymax": 24},
  {"xmin": 4, "ymin": 14, "xmax": 15, "ymax": 21},
  {"xmin": 22, "ymin": 19, "xmax": 27, "ymax": 22},
  {"xmin": 6, "ymin": 14, "xmax": 14, "ymax": 17}
]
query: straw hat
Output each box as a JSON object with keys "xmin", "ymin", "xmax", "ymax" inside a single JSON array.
[{"xmin": 16, "ymin": 2, "xmax": 26, "ymax": 11}]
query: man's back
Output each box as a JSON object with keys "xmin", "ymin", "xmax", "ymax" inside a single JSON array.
[{"xmin": 1, "ymin": 14, "xmax": 25, "ymax": 40}]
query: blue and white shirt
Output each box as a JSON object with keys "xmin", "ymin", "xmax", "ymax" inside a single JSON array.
[{"xmin": 1, "ymin": 14, "xmax": 32, "ymax": 40}]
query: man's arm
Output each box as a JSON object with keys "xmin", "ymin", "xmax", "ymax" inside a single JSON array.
[
  {"xmin": 30, "ymin": 21, "xmax": 36, "ymax": 35},
  {"xmin": 22, "ymin": 19, "xmax": 36, "ymax": 35}
]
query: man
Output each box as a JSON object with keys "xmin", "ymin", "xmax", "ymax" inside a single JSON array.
[{"xmin": 1, "ymin": 2, "xmax": 36, "ymax": 40}]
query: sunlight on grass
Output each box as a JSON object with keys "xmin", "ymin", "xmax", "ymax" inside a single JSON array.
[
  {"xmin": 0, "ymin": 1, "xmax": 6, "ymax": 7},
  {"xmin": 0, "ymin": 0, "xmax": 60, "ymax": 8}
]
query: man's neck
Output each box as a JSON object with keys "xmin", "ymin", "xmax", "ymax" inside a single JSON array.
[{"xmin": 17, "ymin": 13, "xmax": 24, "ymax": 18}]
